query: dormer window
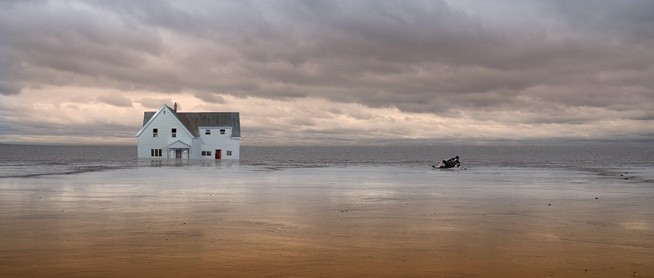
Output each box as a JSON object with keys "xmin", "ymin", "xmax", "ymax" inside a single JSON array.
[
  {"xmin": 172, "ymin": 128, "xmax": 177, "ymax": 138},
  {"xmin": 153, "ymin": 128, "xmax": 158, "ymax": 137}
]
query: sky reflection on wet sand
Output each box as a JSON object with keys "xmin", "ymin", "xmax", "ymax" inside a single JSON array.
[{"xmin": 1, "ymin": 164, "xmax": 653, "ymax": 277}]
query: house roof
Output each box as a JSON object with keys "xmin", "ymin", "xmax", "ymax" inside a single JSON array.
[
  {"xmin": 142, "ymin": 107, "xmax": 240, "ymax": 138},
  {"xmin": 137, "ymin": 105, "xmax": 193, "ymax": 138}
]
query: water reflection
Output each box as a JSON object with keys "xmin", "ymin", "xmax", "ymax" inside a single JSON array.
[
  {"xmin": 138, "ymin": 159, "xmax": 240, "ymax": 168},
  {"xmin": 2, "ymin": 162, "xmax": 653, "ymax": 277}
]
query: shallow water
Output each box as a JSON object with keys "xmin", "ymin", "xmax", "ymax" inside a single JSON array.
[
  {"xmin": 1, "ymin": 142, "xmax": 653, "ymax": 177},
  {"xmin": 1, "ymin": 143, "xmax": 653, "ymax": 277}
]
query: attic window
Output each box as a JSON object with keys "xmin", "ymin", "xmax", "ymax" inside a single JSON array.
[
  {"xmin": 172, "ymin": 128, "xmax": 177, "ymax": 138},
  {"xmin": 220, "ymin": 129, "xmax": 225, "ymax": 135},
  {"xmin": 205, "ymin": 129, "xmax": 211, "ymax": 135},
  {"xmin": 153, "ymin": 128, "xmax": 158, "ymax": 137}
]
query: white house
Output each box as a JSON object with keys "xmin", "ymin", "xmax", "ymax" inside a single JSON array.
[{"xmin": 136, "ymin": 104, "xmax": 240, "ymax": 160}]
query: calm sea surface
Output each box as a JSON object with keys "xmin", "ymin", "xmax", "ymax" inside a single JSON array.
[
  {"xmin": 0, "ymin": 142, "xmax": 653, "ymax": 179},
  {"xmin": 1, "ymin": 142, "xmax": 653, "ymax": 277}
]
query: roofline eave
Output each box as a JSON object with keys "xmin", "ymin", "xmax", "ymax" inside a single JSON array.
[{"xmin": 136, "ymin": 105, "xmax": 195, "ymax": 138}]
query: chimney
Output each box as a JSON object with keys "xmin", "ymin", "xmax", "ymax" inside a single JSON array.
[{"xmin": 174, "ymin": 102, "xmax": 178, "ymax": 112}]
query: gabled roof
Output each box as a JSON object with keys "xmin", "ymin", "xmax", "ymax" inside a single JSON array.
[
  {"xmin": 139, "ymin": 105, "xmax": 241, "ymax": 138},
  {"xmin": 135, "ymin": 105, "xmax": 194, "ymax": 138},
  {"xmin": 175, "ymin": 112, "xmax": 240, "ymax": 137},
  {"xmin": 166, "ymin": 140, "xmax": 192, "ymax": 149}
]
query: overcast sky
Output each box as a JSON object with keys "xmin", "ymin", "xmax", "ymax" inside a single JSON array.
[{"xmin": 1, "ymin": 0, "xmax": 653, "ymax": 145}]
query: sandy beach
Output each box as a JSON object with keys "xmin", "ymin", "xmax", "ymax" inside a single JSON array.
[{"xmin": 1, "ymin": 164, "xmax": 653, "ymax": 277}]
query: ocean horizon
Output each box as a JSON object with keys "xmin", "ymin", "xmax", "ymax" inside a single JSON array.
[{"xmin": 1, "ymin": 141, "xmax": 653, "ymax": 175}]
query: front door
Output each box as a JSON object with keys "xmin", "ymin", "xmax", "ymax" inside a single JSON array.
[
  {"xmin": 215, "ymin": 149, "xmax": 221, "ymax": 160},
  {"xmin": 175, "ymin": 149, "xmax": 182, "ymax": 159}
]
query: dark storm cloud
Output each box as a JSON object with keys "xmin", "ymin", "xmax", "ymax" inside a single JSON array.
[
  {"xmin": 0, "ymin": 0, "xmax": 163, "ymax": 94},
  {"xmin": 1, "ymin": 0, "xmax": 653, "ymax": 136}
]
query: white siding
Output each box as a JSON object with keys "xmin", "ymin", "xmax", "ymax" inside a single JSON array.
[
  {"xmin": 199, "ymin": 127, "xmax": 240, "ymax": 160},
  {"xmin": 137, "ymin": 106, "xmax": 241, "ymax": 160},
  {"xmin": 191, "ymin": 137, "xmax": 202, "ymax": 159},
  {"xmin": 137, "ymin": 107, "xmax": 193, "ymax": 159}
]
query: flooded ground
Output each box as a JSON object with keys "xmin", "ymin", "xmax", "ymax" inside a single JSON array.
[{"xmin": 1, "ymin": 164, "xmax": 653, "ymax": 277}]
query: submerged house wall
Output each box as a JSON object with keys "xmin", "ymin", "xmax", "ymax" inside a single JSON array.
[
  {"xmin": 137, "ymin": 106, "xmax": 193, "ymax": 159},
  {"xmin": 137, "ymin": 105, "xmax": 240, "ymax": 160}
]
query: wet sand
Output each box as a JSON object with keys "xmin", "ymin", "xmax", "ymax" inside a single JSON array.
[{"xmin": 1, "ymin": 165, "xmax": 653, "ymax": 277}]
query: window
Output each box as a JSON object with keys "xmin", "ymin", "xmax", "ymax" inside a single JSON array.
[
  {"xmin": 201, "ymin": 151, "xmax": 212, "ymax": 157},
  {"xmin": 205, "ymin": 129, "xmax": 211, "ymax": 135},
  {"xmin": 220, "ymin": 129, "xmax": 225, "ymax": 135},
  {"xmin": 151, "ymin": 149, "xmax": 162, "ymax": 157},
  {"xmin": 172, "ymin": 128, "xmax": 176, "ymax": 138},
  {"xmin": 226, "ymin": 150, "xmax": 232, "ymax": 156},
  {"xmin": 153, "ymin": 128, "xmax": 158, "ymax": 137}
]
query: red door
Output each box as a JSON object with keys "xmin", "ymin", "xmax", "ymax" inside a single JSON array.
[
  {"xmin": 215, "ymin": 149, "xmax": 221, "ymax": 160},
  {"xmin": 175, "ymin": 149, "xmax": 182, "ymax": 159}
]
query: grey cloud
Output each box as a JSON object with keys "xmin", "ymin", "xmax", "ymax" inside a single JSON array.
[
  {"xmin": 193, "ymin": 93, "xmax": 226, "ymax": 104},
  {"xmin": 1, "ymin": 0, "xmax": 653, "ymax": 138},
  {"xmin": 0, "ymin": 81, "xmax": 22, "ymax": 95},
  {"xmin": 546, "ymin": 0, "xmax": 654, "ymax": 43},
  {"xmin": 286, "ymin": 117, "xmax": 316, "ymax": 127},
  {"xmin": 97, "ymin": 94, "xmax": 133, "ymax": 107},
  {"xmin": 139, "ymin": 98, "xmax": 173, "ymax": 109},
  {"xmin": 0, "ymin": 40, "xmax": 22, "ymax": 95},
  {"xmin": 188, "ymin": 0, "xmax": 652, "ymax": 118},
  {"xmin": 635, "ymin": 113, "xmax": 654, "ymax": 121},
  {"xmin": 0, "ymin": 1, "xmax": 163, "ymax": 93},
  {"xmin": 25, "ymin": 122, "xmax": 137, "ymax": 139}
]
